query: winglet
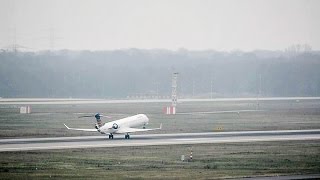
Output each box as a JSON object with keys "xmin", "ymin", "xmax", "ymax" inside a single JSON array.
[
  {"xmin": 64, "ymin": 124, "xmax": 70, "ymax": 129},
  {"xmin": 159, "ymin": 123, "xmax": 162, "ymax": 130}
]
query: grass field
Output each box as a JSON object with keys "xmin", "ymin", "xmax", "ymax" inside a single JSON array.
[
  {"xmin": 0, "ymin": 141, "xmax": 319, "ymax": 179},
  {"xmin": 0, "ymin": 101, "xmax": 320, "ymax": 138},
  {"xmin": 0, "ymin": 99, "xmax": 319, "ymax": 179},
  {"xmin": 0, "ymin": 100, "xmax": 319, "ymax": 137}
]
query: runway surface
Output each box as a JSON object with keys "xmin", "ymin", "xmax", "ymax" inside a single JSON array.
[
  {"xmin": 0, "ymin": 129, "xmax": 319, "ymax": 152},
  {"xmin": 0, "ymin": 97, "xmax": 319, "ymax": 105}
]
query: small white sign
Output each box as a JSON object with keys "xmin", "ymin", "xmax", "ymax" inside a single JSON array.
[{"xmin": 20, "ymin": 106, "xmax": 31, "ymax": 114}]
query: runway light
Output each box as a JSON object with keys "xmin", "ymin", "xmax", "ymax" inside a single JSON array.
[{"xmin": 189, "ymin": 147, "xmax": 193, "ymax": 162}]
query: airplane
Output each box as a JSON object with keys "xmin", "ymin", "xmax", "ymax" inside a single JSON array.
[{"xmin": 64, "ymin": 113, "xmax": 162, "ymax": 139}]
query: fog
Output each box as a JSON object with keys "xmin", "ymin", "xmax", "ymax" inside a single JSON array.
[
  {"xmin": 1, "ymin": 0, "xmax": 320, "ymax": 51},
  {"xmin": 0, "ymin": 0, "xmax": 319, "ymax": 98},
  {"xmin": 1, "ymin": 49, "xmax": 319, "ymax": 98}
]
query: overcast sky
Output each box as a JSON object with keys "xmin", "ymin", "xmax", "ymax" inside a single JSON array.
[{"xmin": 1, "ymin": 0, "xmax": 319, "ymax": 51}]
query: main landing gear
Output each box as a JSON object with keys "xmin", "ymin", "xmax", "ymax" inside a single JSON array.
[{"xmin": 108, "ymin": 133, "xmax": 130, "ymax": 139}]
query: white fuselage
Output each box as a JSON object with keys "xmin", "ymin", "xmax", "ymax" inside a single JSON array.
[{"xmin": 99, "ymin": 114, "xmax": 149, "ymax": 134}]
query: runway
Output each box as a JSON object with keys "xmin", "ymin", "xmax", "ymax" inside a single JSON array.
[
  {"xmin": 0, "ymin": 129, "xmax": 319, "ymax": 152},
  {"xmin": 0, "ymin": 97, "xmax": 319, "ymax": 105}
]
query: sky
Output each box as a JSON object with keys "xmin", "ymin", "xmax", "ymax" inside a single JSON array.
[{"xmin": 0, "ymin": 0, "xmax": 320, "ymax": 51}]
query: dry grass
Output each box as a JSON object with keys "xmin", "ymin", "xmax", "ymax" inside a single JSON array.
[
  {"xmin": 0, "ymin": 100, "xmax": 319, "ymax": 137},
  {"xmin": 0, "ymin": 100, "xmax": 319, "ymax": 179},
  {"xmin": 0, "ymin": 141, "xmax": 319, "ymax": 179}
]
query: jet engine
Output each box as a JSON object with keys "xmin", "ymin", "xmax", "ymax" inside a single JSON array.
[{"xmin": 112, "ymin": 123, "xmax": 119, "ymax": 129}]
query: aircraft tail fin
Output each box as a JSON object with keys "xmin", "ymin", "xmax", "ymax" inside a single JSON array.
[
  {"xmin": 94, "ymin": 113, "xmax": 103, "ymax": 127},
  {"xmin": 78, "ymin": 113, "xmax": 111, "ymax": 128}
]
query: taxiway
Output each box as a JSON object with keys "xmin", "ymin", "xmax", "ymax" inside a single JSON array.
[{"xmin": 0, "ymin": 97, "xmax": 320, "ymax": 105}]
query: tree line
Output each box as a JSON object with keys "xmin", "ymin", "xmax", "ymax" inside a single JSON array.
[{"xmin": 0, "ymin": 49, "xmax": 319, "ymax": 98}]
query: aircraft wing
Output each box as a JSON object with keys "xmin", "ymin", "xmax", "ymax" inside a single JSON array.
[
  {"xmin": 116, "ymin": 124, "xmax": 162, "ymax": 134},
  {"xmin": 64, "ymin": 124, "xmax": 97, "ymax": 132}
]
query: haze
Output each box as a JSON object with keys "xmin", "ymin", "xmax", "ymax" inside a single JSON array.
[{"xmin": 1, "ymin": 0, "xmax": 320, "ymax": 51}]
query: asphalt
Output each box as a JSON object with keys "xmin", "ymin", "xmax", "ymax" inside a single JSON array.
[
  {"xmin": 233, "ymin": 174, "xmax": 320, "ymax": 180},
  {"xmin": 0, "ymin": 97, "xmax": 320, "ymax": 105},
  {"xmin": 0, "ymin": 129, "xmax": 319, "ymax": 152}
]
